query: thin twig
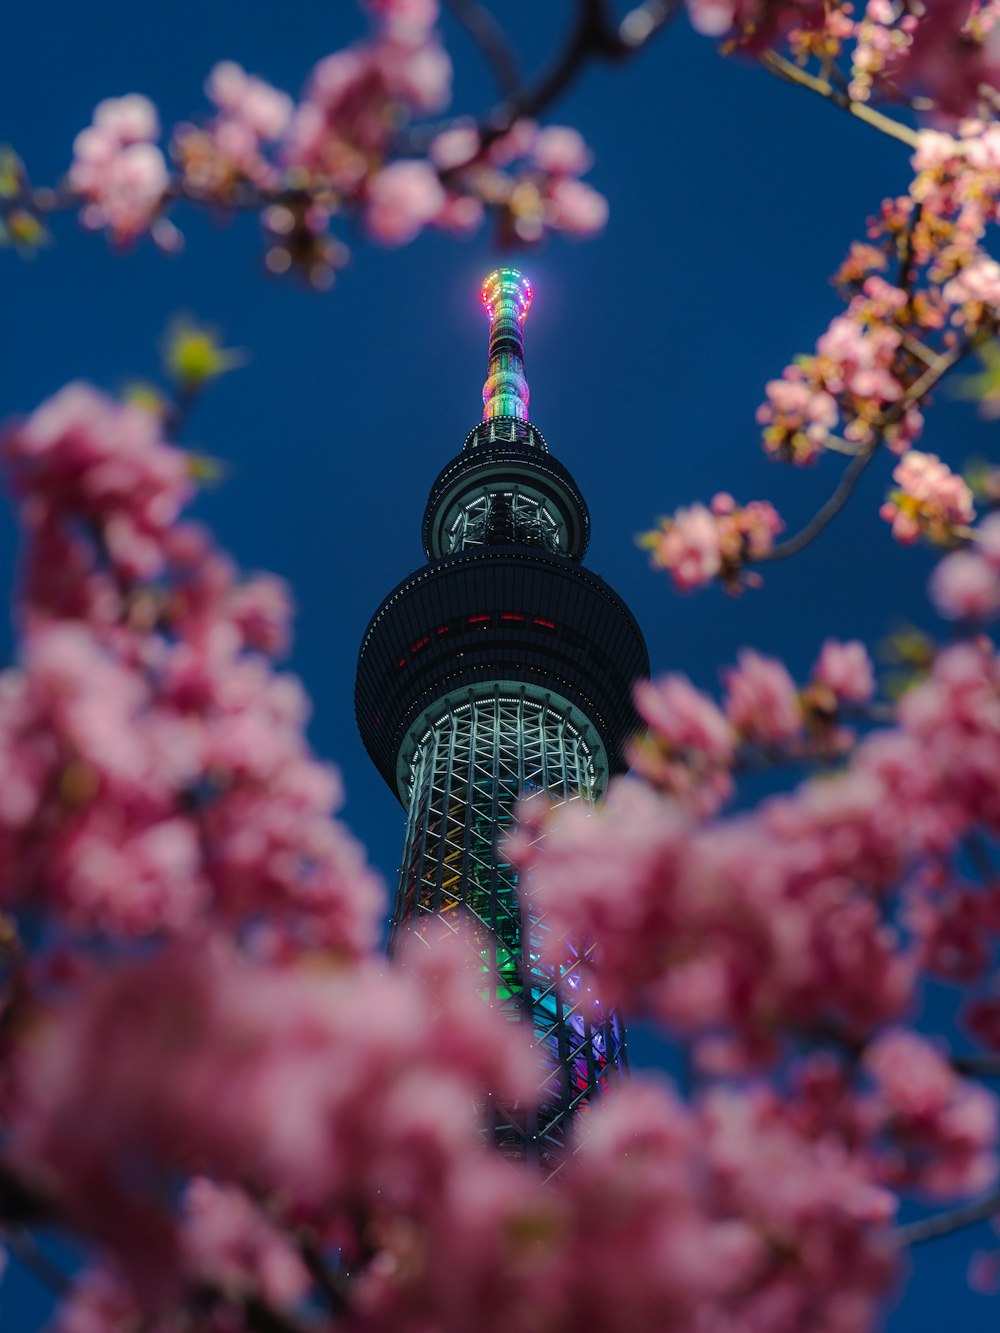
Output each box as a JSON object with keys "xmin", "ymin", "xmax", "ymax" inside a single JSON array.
[
  {"xmin": 895, "ymin": 1188, "xmax": 1000, "ymax": 1247},
  {"xmin": 759, "ymin": 49, "xmax": 920, "ymax": 148},
  {"xmin": 5, "ymin": 1229, "xmax": 73, "ymax": 1297},
  {"xmin": 952, "ymin": 1053, "xmax": 1000, "ymax": 1079},
  {"xmin": 759, "ymin": 445, "xmax": 877, "ymax": 562},
  {"xmin": 443, "ymin": 0, "xmax": 522, "ymax": 97}
]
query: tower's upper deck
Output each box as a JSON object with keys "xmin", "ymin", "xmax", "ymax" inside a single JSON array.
[{"xmin": 356, "ymin": 271, "xmax": 649, "ymax": 802}]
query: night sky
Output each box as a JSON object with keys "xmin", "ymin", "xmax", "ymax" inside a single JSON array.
[{"xmin": 3, "ymin": 2, "xmax": 998, "ymax": 1326}]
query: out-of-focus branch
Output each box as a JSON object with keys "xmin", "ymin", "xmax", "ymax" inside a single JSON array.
[
  {"xmin": 443, "ymin": 0, "xmax": 522, "ymax": 97},
  {"xmin": 5, "ymin": 1229, "xmax": 73, "ymax": 1297},
  {"xmin": 952, "ymin": 1053, "xmax": 1000, "ymax": 1079},
  {"xmin": 406, "ymin": 0, "xmax": 684, "ymax": 149},
  {"xmin": 758, "ymin": 49, "xmax": 920, "ymax": 149},
  {"xmin": 895, "ymin": 1188, "xmax": 1000, "ymax": 1246}
]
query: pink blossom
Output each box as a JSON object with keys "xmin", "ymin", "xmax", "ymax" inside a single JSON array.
[
  {"xmin": 976, "ymin": 511, "xmax": 1000, "ymax": 566},
  {"xmin": 5, "ymin": 930, "xmax": 538, "ymax": 1298},
  {"xmin": 686, "ymin": 0, "xmax": 739, "ymax": 36},
  {"xmin": 865, "ymin": 1030, "xmax": 999, "ymax": 1197},
  {"xmin": 812, "ymin": 639, "xmax": 876, "ymax": 703},
  {"xmin": 69, "ymin": 95, "xmax": 168, "ymax": 245},
  {"xmin": 531, "ymin": 126, "xmax": 592, "ymax": 176},
  {"xmin": 3, "ymin": 381, "xmax": 191, "ymax": 582},
  {"xmin": 641, "ymin": 496, "xmax": 782, "ymax": 592},
  {"xmin": 430, "ymin": 124, "xmax": 480, "ymax": 169},
  {"xmin": 180, "ymin": 1178, "xmax": 310, "ymax": 1309},
  {"xmin": 724, "ymin": 648, "xmax": 803, "ymax": 745},
  {"xmin": 944, "ymin": 256, "xmax": 1000, "ymax": 312},
  {"xmin": 930, "ymin": 549, "xmax": 1000, "ymax": 620},
  {"xmin": 758, "ymin": 373, "xmax": 838, "ymax": 462},
  {"xmin": 50, "ymin": 1269, "xmax": 152, "ymax": 1333},
  {"xmin": 205, "ymin": 61, "xmax": 292, "ymax": 141},
  {"xmin": 630, "ymin": 674, "xmax": 734, "ymax": 814},
  {"xmin": 285, "ymin": 10, "xmax": 451, "ymax": 189},
  {"xmin": 644, "ymin": 502, "xmax": 721, "ymax": 589},
  {"xmin": 0, "ymin": 382, "xmax": 383, "ymax": 952},
  {"xmin": 881, "ymin": 450, "xmax": 975, "ymax": 545},
  {"xmin": 364, "ymin": 160, "xmax": 446, "ymax": 245},
  {"xmin": 543, "ymin": 177, "xmax": 609, "ymax": 236}
]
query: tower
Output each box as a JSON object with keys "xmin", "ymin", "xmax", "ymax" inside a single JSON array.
[{"xmin": 355, "ymin": 270, "xmax": 648, "ymax": 1165}]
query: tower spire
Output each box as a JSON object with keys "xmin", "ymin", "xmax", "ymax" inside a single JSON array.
[{"xmin": 481, "ymin": 268, "xmax": 533, "ymax": 421}]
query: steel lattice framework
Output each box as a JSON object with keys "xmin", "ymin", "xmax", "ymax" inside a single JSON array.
[
  {"xmin": 356, "ymin": 269, "xmax": 648, "ymax": 1166},
  {"xmin": 393, "ymin": 688, "xmax": 624, "ymax": 1160}
]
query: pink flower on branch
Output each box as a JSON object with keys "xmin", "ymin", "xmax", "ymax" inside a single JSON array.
[
  {"xmin": 812, "ymin": 638, "xmax": 876, "ymax": 705},
  {"xmin": 640, "ymin": 492, "xmax": 783, "ymax": 592},
  {"xmin": 865, "ymin": 1030, "xmax": 999, "ymax": 1198},
  {"xmin": 0, "ymin": 383, "xmax": 383, "ymax": 951},
  {"xmin": 881, "ymin": 450, "xmax": 975, "ymax": 545},
  {"xmin": 69, "ymin": 95, "xmax": 169, "ymax": 247},
  {"xmin": 5, "ymin": 928, "xmax": 538, "ymax": 1301},
  {"xmin": 724, "ymin": 648, "xmax": 803, "ymax": 746},
  {"xmin": 630, "ymin": 674, "xmax": 735, "ymax": 815}
]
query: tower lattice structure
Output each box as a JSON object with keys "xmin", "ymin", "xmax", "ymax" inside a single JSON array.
[{"xmin": 355, "ymin": 270, "xmax": 648, "ymax": 1164}]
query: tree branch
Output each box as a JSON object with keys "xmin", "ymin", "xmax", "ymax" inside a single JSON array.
[
  {"xmin": 952, "ymin": 1053, "xmax": 1000, "ymax": 1079},
  {"xmin": 443, "ymin": 0, "xmax": 522, "ymax": 98},
  {"xmin": 405, "ymin": 0, "xmax": 683, "ymax": 150},
  {"xmin": 4, "ymin": 1229, "xmax": 73, "ymax": 1297},
  {"xmin": 758, "ymin": 444, "xmax": 878, "ymax": 562},
  {"xmin": 760, "ymin": 336, "xmax": 988, "ymax": 564},
  {"xmin": 758, "ymin": 49, "xmax": 920, "ymax": 149},
  {"xmin": 895, "ymin": 1188, "xmax": 1000, "ymax": 1247}
]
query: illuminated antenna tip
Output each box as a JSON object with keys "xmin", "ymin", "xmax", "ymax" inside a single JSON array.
[
  {"xmin": 481, "ymin": 268, "xmax": 533, "ymax": 421},
  {"xmin": 481, "ymin": 268, "xmax": 533, "ymax": 322}
]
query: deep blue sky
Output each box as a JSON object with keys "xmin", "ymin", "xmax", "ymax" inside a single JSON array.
[{"xmin": 3, "ymin": 2, "xmax": 998, "ymax": 1326}]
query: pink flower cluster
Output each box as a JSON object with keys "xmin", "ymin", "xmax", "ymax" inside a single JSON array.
[
  {"xmin": 18, "ymin": 939, "xmax": 873, "ymax": 1333},
  {"xmin": 688, "ymin": 0, "xmax": 1000, "ymax": 122},
  {"xmin": 866, "ymin": 1030, "xmax": 999, "ymax": 1197},
  {"xmin": 5, "ymin": 929, "xmax": 537, "ymax": 1308},
  {"xmin": 173, "ymin": 61, "xmax": 293, "ymax": 197},
  {"xmin": 0, "ymin": 383, "xmax": 382, "ymax": 949},
  {"xmin": 430, "ymin": 120, "xmax": 610, "ymax": 243},
  {"xmin": 59, "ymin": 3, "xmax": 610, "ymax": 273},
  {"xmin": 759, "ymin": 307, "xmax": 921, "ymax": 463},
  {"xmin": 285, "ymin": 4, "xmax": 449, "ymax": 193},
  {"xmin": 880, "ymin": 450, "xmax": 975, "ymax": 545},
  {"xmin": 853, "ymin": 0, "xmax": 1000, "ymax": 118},
  {"xmin": 631, "ymin": 641, "xmax": 874, "ymax": 814},
  {"xmin": 68, "ymin": 95, "xmax": 169, "ymax": 247},
  {"xmin": 641, "ymin": 492, "xmax": 783, "ymax": 592},
  {"xmin": 519, "ymin": 637, "xmax": 1000, "ymax": 1066},
  {"xmin": 931, "ymin": 513, "xmax": 1000, "ymax": 620},
  {"xmin": 541, "ymin": 1079, "xmax": 897, "ymax": 1333}
]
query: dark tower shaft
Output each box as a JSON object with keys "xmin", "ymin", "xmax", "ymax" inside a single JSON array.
[{"xmin": 356, "ymin": 272, "xmax": 648, "ymax": 1164}]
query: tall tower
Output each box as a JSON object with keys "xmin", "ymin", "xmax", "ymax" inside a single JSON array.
[{"xmin": 355, "ymin": 270, "xmax": 648, "ymax": 1165}]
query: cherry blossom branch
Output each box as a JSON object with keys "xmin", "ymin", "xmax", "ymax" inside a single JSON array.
[
  {"xmin": 758, "ymin": 49, "xmax": 920, "ymax": 149},
  {"xmin": 895, "ymin": 1187, "xmax": 1000, "ymax": 1247},
  {"xmin": 760, "ymin": 337, "xmax": 990, "ymax": 564},
  {"xmin": 407, "ymin": 0, "xmax": 683, "ymax": 148}
]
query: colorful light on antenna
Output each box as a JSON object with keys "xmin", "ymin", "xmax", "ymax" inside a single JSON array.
[{"xmin": 481, "ymin": 268, "xmax": 533, "ymax": 421}]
